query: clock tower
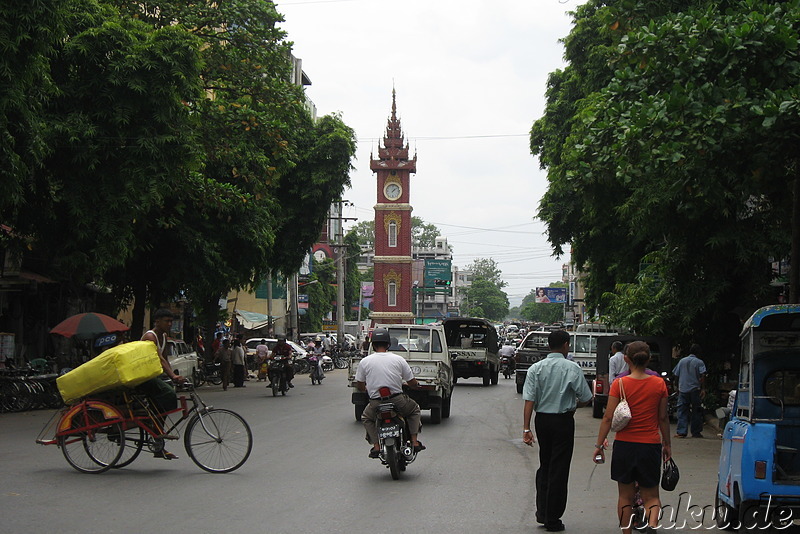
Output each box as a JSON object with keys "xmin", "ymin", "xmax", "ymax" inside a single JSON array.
[{"xmin": 370, "ymin": 90, "xmax": 416, "ymax": 324}]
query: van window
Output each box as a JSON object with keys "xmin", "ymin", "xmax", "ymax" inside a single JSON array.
[
  {"xmin": 765, "ymin": 369, "xmax": 800, "ymax": 406},
  {"xmin": 388, "ymin": 328, "xmax": 442, "ymax": 353}
]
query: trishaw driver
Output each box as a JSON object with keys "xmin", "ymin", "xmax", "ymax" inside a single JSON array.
[
  {"xmin": 139, "ymin": 308, "xmax": 185, "ymax": 460},
  {"xmin": 355, "ymin": 328, "xmax": 425, "ymax": 459}
]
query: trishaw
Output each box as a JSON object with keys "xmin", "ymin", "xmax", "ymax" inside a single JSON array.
[
  {"xmin": 37, "ymin": 382, "xmax": 252, "ymax": 474},
  {"xmin": 716, "ymin": 305, "xmax": 800, "ymax": 529}
]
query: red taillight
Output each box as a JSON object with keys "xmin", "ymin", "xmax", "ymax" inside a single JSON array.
[
  {"xmin": 754, "ymin": 461, "xmax": 767, "ymax": 479},
  {"xmin": 595, "ymin": 379, "xmax": 604, "ymax": 394},
  {"xmin": 476, "ymin": 361, "xmax": 484, "ymax": 366}
]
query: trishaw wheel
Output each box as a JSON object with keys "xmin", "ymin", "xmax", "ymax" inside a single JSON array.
[
  {"xmin": 184, "ymin": 408, "xmax": 252, "ymax": 473},
  {"xmin": 58, "ymin": 406, "xmax": 125, "ymax": 474},
  {"xmin": 113, "ymin": 426, "xmax": 145, "ymax": 468}
]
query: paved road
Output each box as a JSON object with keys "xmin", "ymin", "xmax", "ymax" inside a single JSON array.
[{"xmin": 1, "ymin": 370, "xmax": 734, "ymax": 533}]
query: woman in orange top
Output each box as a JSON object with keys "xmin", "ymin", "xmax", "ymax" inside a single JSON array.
[{"xmin": 593, "ymin": 341, "xmax": 671, "ymax": 534}]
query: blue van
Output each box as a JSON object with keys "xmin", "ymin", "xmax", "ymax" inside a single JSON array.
[{"xmin": 716, "ymin": 305, "xmax": 800, "ymax": 529}]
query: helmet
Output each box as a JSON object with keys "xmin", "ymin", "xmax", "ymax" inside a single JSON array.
[
  {"xmin": 371, "ymin": 328, "xmax": 391, "ymax": 345},
  {"xmin": 315, "ymin": 335, "xmax": 322, "ymax": 342}
]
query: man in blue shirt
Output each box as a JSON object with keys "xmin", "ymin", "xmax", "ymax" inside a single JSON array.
[
  {"xmin": 522, "ymin": 330, "xmax": 592, "ymax": 532},
  {"xmin": 672, "ymin": 344, "xmax": 707, "ymax": 438}
]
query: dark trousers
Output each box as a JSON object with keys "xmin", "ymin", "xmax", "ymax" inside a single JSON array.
[
  {"xmin": 233, "ymin": 364, "xmax": 245, "ymax": 387},
  {"xmin": 534, "ymin": 412, "xmax": 575, "ymax": 527},
  {"xmin": 677, "ymin": 389, "xmax": 703, "ymax": 436}
]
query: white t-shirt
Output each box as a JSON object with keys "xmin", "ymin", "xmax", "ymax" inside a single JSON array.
[{"xmin": 354, "ymin": 351, "xmax": 415, "ymax": 399}]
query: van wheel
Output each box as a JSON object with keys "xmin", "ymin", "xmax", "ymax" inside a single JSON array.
[
  {"xmin": 482, "ymin": 369, "xmax": 491, "ymax": 387},
  {"xmin": 442, "ymin": 393, "xmax": 452, "ymax": 418},
  {"xmin": 592, "ymin": 399, "xmax": 604, "ymax": 419},
  {"xmin": 714, "ymin": 485, "xmax": 737, "ymax": 530},
  {"xmin": 354, "ymin": 403, "xmax": 366, "ymax": 422},
  {"xmin": 490, "ymin": 367, "xmax": 499, "ymax": 385},
  {"xmin": 430, "ymin": 406, "xmax": 442, "ymax": 424}
]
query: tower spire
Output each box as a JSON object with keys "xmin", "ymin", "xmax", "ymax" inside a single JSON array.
[{"xmin": 391, "ymin": 87, "xmax": 397, "ymax": 121}]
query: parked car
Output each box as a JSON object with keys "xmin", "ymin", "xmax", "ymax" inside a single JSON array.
[{"xmin": 163, "ymin": 338, "xmax": 201, "ymax": 381}]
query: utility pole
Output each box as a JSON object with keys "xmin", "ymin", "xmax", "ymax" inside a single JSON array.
[{"xmin": 332, "ymin": 200, "xmax": 357, "ymax": 345}]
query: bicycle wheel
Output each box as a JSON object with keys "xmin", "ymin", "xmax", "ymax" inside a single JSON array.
[
  {"xmin": 184, "ymin": 408, "xmax": 252, "ymax": 473},
  {"xmin": 208, "ymin": 371, "xmax": 222, "ymax": 386},
  {"xmin": 59, "ymin": 407, "xmax": 125, "ymax": 474},
  {"xmin": 113, "ymin": 425, "xmax": 145, "ymax": 468}
]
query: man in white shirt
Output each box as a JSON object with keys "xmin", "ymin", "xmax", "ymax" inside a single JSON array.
[
  {"xmin": 608, "ymin": 341, "xmax": 628, "ymax": 383},
  {"xmin": 355, "ymin": 328, "xmax": 424, "ymax": 458}
]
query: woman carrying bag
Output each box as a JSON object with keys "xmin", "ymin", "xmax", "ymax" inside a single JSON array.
[{"xmin": 593, "ymin": 341, "xmax": 671, "ymax": 534}]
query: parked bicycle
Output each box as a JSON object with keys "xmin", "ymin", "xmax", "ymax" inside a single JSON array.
[{"xmin": 36, "ymin": 381, "xmax": 252, "ymax": 474}]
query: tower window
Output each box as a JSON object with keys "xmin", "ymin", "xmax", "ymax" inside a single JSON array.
[
  {"xmin": 388, "ymin": 282, "xmax": 397, "ymax": 306},
  {"xmin": 388, "ymin": 221, "xmax": 397, "ymax": 247}
]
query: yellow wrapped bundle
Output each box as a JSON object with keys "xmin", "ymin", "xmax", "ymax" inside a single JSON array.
[{"xmin": 57, "ymin": 341, "xmax": 163, "ymax": 404}]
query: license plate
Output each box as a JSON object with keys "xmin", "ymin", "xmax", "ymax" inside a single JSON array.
[{"xmin": 378, "ymin": 424, "xmax": 400, "ymax": 438}]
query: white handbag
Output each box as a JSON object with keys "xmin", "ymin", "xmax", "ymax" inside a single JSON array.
[{"xmin": 611, "ymin": 377, "xmax": 632, "ymax": 432}]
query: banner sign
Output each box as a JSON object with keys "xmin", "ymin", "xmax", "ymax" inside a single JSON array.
[
  {"xmin": 424, "ymin": 259, "xmax": 452, "ymax": 288},
  {"xmin": 535, "ymin": 287, "xmax": 567, "ymax": 304}
]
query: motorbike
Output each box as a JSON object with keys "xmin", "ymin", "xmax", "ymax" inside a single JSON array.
[
  {"xmin": 331, "ymin": 347, "xmax": 350, "ymax": 369},
  {"xmin": 268, "ymin": 356, "xmax": 291, "ymax": 396},
  {"xmin": 374, "ymin": 387, "xmax": 417, "ymax": 480},
  {"xmin": 500, "ymin": 355, "xmax": 514, "ymax": 379},
  {"xmin": 308, "ymin": 354, "xmax": 324, "ymax": 385},
  {"xmin": 193, "ymin": 361, "xmax": 222, "ymax": 387}
]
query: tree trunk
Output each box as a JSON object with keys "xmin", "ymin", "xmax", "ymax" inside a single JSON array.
[
  {"xmin": 131, "ymin": 282, "xmax": 147, "ymax": 340},
  {"xmin": 792, "ymin": 176, "xmax": 800, "ymax": 304}
]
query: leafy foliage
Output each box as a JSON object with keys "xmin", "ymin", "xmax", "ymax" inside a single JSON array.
[
  {"xmin": 531, "ymin": 0, "xmax": 799, "ymax": 343},
  {"xmin": 346, "ymin": 217, "xmax": 449, "ymax": 249}
]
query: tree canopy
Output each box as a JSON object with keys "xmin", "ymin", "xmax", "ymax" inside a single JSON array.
[
  {"xmin": 1, "ymin": 0, "xmax": 357, "ymax": 338},
  {"xmin": 460, "ymin": 258, "xmax": 509, "ymax": 321},
  {"xmin": 346, "ymin": 217, "xmax": 449, "ymax": 250},
  {"xmin": 531, "ymin": 0, "xmax": 800, "ymax": 345}
]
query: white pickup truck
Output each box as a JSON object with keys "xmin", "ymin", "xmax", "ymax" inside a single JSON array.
[{"xmin": 348, "ymin": 324, "xmax": 454, "ymax": 424}]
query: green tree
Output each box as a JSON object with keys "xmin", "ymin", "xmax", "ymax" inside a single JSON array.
[
  {"xmin": 461, "ymin": 279, "xmax": 509, "ymax": 321},
  {"xmin": 304, "ymin": 258, "xmax": 337, "ymax": 332},
  {"xmin": 531, "ymin": 0, "xmax": 799, "ymax": 344},
  {"xmin": 7, "ymin": 0, "xmax": 202, "ymax": 292},
  {"xmin": 466, "ymin": 258, "xmax": 506, "ymax": 288},
  {"xmin": 346, "ymin": 217, "xmax": 449, "ymax": 249},
  {"xmin": 104, "ymin": 0, "xmax": 356, "ymax": 340}
]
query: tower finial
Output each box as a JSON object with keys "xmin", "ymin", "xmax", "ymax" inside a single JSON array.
[{"xmin": 391, "ymin": 87, "xmax": 397, "ymax": 121}]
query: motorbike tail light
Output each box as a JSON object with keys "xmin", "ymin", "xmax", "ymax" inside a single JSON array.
[
  {"xmin": 595, "ymin": 379, "xmax": 604, "ymax": 394},
  {"xmin": 754, "ymin": 461, "xmax": 767, "ymax": 479}
]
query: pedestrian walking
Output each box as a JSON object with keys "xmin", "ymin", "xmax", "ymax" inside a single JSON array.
[
  {"xmin": 232, "ymin": 338, "xmax": 246, "ymax": 387},
  {"xmin": 214, "ymin": 338, "xmax": 233, "ymax": 391},
  {"xmin": 608, "ymin": 340, "xmax": 629, "ymax": 383},
  {"xmin": 672, "ymin": 344, "xmax": 707, "ymax": 438},
  {"xmin": 522, "ymin": 330, "xmax": 592, "ymax": 532},
  {"xmin": 594, "ymin": 341, "xmax": 671, "ymax": 534}
]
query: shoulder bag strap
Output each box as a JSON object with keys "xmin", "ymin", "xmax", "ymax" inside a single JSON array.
[{"xmin": 619, "ymin": 377, "xmax": 627, "ymax": 401}]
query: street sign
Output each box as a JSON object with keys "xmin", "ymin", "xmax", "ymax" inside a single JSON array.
[{"xmin": 424, "ymin": 259, "xmax": 452, "ymax": 288}]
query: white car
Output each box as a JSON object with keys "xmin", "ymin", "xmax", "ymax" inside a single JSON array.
[
  {"xmin": 245, "ymin": 338, "xmax": 307, "ymax": 358},
  {"xmin": 164, "ymin": 338, "xmax": 200, "ymax": 379}
]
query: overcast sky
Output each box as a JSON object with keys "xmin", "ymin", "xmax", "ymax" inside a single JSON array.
[{"xmin": 278, "ymin": 0, "xmax": 582, "ymax": 306}]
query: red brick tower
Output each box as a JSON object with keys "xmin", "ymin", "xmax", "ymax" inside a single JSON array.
[{"xmin": 370, "ymin": 90, "xmax": 416, "ymax": 325}]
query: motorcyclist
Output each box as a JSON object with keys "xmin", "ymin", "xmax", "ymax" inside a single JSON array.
[
  {"xmin": 499, "ymin": 340, "xmax": 516, "ymax": 361},
  {"xmin": 267, "ymin": 336, "xmax": 295, "ymax": 389},
  {"xmin": 355, "ymin": 328, "xmax": 424, "ymax": 459}
]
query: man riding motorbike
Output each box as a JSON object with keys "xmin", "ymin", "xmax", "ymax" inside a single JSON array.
[
  {"xmin": 355, "ymin": 328, "xmax": 425, "ymax": 459},
  {"xmin": 267, "ymin": 336, "xmax": 295, "ymax": 389}
]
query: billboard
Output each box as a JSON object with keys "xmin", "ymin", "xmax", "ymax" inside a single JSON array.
[
  {"xmin": 424, "ymin": 259, "xmax": 452, "ymax": 288},
  {"xmin": 535, "ymin": 287, "xmax": 567, "ymax": 304}
]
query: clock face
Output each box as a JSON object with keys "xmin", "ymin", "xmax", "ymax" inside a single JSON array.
[
  {"xmin": 313, "ymin": 250, "xmax": 327, "ymax": 263},
  {"xmin": 384, "ymin": 182, "xmax": 402, "ymax": 201}
]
